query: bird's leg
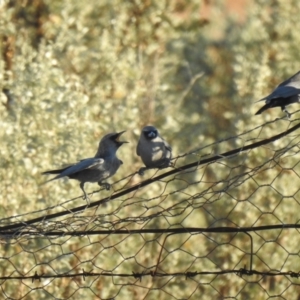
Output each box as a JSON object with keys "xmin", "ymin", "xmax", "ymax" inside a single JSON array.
[
  {"xmin": 282, "ymin": 107, "xmax": 291, "ymax": 119},
  {"xmin": 80, "ymin": 182, "xmax": 90, "ymax": 205},
  {"xmin": 158, "ymin": 160, "xmax": 173, "ymax": 169},
  {"xmin": 138, "ymin": 167, "xmax": 148, "ymax": 176},
  {"xmin": 98, "ymin": 182, "xmax": 111, "ymax": 190},
  {"xmin": 139, "ymin": 162, "xmax": 173, "ymax": 175},
  {"xmin": 164, "ymin": 161, "xmax": 174, "ymax": 168}
]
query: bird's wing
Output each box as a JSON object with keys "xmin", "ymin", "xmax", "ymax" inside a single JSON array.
[
  {"xmin": 48, "ymin": 157, "xmax": 105, "ymax": 181},
  {"xmin": 278, "ymin": 70, "xmax": 300, "ymax": 86},
  {"xmin": 162, "ymin": 138, "xmax": 172, "ymax": 152},
  {"xmin": 267, "ymin": 85, "xmax": 300, "ymax": 99},
  {"xmin": 256, "ymin": 71, "xmax": 300, "ymax": 103},
  {"xmin": 78, "ymin": 157, "xmax": 105, "ymax": 169}
]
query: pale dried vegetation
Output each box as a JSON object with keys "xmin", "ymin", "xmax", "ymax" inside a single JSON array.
[{"xmin": 1, "ymin": 0, "xmax": 300, "ymax": 299}]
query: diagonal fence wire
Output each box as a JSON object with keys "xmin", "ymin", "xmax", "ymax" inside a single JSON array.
[
  {"xmin": 1, "ymin": 116, "xmax": 300, "ymax": 299},
  {"xmin": 1, "ymin": 118, "xmax": 300, "ymax": 230}
]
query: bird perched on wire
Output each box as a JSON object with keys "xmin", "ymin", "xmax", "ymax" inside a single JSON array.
[
  {"xmin": 255, "ymin": 70, "xmax": 300, "ymax": 118},
  {"xmin": 42, "ymin": 131, "xmax": 128, "ymax": 204},
  {"xmin": 136, "ymin": 125, "xmax": 172, "ymax": 175}
]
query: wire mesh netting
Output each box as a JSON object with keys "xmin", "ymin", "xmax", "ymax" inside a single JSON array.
[{"xmin": 1, "ymin": 116, "xmax": 300, "ymax": 299}]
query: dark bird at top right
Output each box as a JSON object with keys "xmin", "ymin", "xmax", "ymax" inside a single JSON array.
[{"xmin": 255, "ymin": 70, "xmax": 300, "ymax": 118}]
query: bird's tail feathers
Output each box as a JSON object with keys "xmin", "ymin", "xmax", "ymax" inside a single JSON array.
[
  {"xmin": 41, "ymin": 167, "xmax": 70, "ymax": 185},
  {"xmin": 40, "ymin": 177, "xmax": 58, "ymax": 185},
  {"xmin": 41, "ymin": 166, "xmax": 71, "ymax": 175},
  {"xmin": 255, "ymin": 97, "xmax": 267, "ymax": 103},
  {"xmin": 42, "ymin": 170, "xmax": 60, "ymax": 175},
  {"xmin": 255, "ymin": 104, "xmax": 270, "ymax": 115}
]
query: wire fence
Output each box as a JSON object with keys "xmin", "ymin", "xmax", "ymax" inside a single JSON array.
[{"xmin": 1, "ymin": 115, "xmax": 300, "ymax": 299}]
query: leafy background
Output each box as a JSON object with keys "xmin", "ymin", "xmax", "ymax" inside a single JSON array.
[{"xmin": 1, "ymin": 0, "xmax": 300, "ymax": 299}]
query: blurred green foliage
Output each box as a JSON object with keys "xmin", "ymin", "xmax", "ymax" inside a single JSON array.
[{"xmin": 1, "ymin": 0, "xmax": 300, "ymax": 299}]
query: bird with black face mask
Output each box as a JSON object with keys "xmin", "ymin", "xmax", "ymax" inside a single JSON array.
[
  {"xmin": 255, "ymin": 70, "xmax": 300, "ymax": 118},
  {"xmin": 42, "ymin": 131, "xmax": 128, "ymax": 204},
  {"xmin": 136, "ymin": 126, "xmax": 172, "ymax": 175}
]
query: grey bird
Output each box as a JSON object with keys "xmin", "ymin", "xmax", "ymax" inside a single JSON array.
[
  {"xmin": 255, "ymin": 70, "xmax": 300, "ymax": 118},
  {"xmin": 42, "ymin": 131, "xmax": 128, "ymax": 204},
  {"xmin": 136, "ymin": 126, "xmax": 172, "ymax": 175}
]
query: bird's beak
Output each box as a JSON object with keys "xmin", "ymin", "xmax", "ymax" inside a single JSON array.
[{"xmin": 115, "ymin": 130, "xmax": 129, "ymax": 143}]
